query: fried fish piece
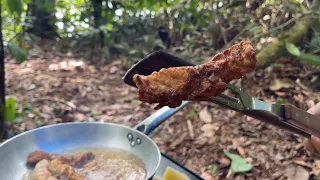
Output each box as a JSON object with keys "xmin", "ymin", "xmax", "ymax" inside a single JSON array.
[
  {"xmin": 27, "ymin": 150, "xmax": 95, "ymax": 168},
  {"xmin": 32, "ymin": 159, "xmax": 85, "ymax": 180},
  {"xmin": 133, "ymin": 41, "xmax": 256, "ymax": 109},
  {"xmin": 32, "ymin": 159, "xmax": 58, "ymax": 180},
  {"xmin": 48, "ymin": 159, "xmax": 84, "ymax": 180}
]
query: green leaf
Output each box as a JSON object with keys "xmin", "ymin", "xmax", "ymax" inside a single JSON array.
[
  {"xmin": 142, "ymin": 49, "xmax": 149, "ymax": 56},
  {"xmin": 224, "ymin": 151, "xmax": 253, "ymax": 173},
  {"xmin": 210, "ymin": 164, "xmax": 218, "ymax": 175},
  {"xmin": 299, "ymin": 54, "xmax": 320, "ymax": 66},
  {"xmin": 286, "ymin": 43, "xmax": 300, "ymax": 57},
  {"xmin": 276, "ymin": 98, "xmax": 288, "ymax": 105},
  {"xmin": 7, "ymin": 42, "xmax": 27, "ymax": 63},
  {"xmin": 75, "ymin": 0, "xmax": 85, "ymax": 6},
  {"xmin": 4, "ymin": 0, "xmax": 23, "ymax": 16},
  {"xmin": 186, "ymin": 109, "xmax": 196, "ymax": 120},
  {"xmin": 129, "ymin": 49, "xmax": 138, "ymax": 55},
  {"xmin": 272, "ymin": 63, "xmax": 284, "ymax": 68},
  {"xmin": 308, "ymin": 35, "xmax": 320, "ymax": 51},
  {"xmin": 4, "ymin": 97, "xmax": 17, "ymax": 123}
]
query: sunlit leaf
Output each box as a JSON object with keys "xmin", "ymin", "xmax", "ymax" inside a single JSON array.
[
  {"xmin": 224, "ymin": 151, "xmax": 253, "ymax": 173},
  {"xmin": 7, "ymin": 42, "xmax": 27, "ymax": 63},
  {"xmin": 75, "ymin": 0, "xmax": 85, "ymax": 6},
  {"xmin": 286, "ymin": 43, "xmax": 300, "ymax": 57},
  {"xmin": 129, "ymin": 49, "xmax": 138, "ymax": 54},
  {"xmin": 4, "ymin": 97, "xmax": 17, "ymax": 123}
]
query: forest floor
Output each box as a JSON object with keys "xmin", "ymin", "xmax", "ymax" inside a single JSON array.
[{"xmin": 3, "ymin": 43, "xmax": 320, "ymax": 180}]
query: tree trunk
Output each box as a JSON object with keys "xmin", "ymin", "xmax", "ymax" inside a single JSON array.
[
  {"xmin": 26, "ymin": 0, "xmax": 57, "ymax": 39},
  {"xmin": 256, "ymin": 0, "xmax": 320, "ymax": 67},
  {"xmin": 0, "ymin": 2, "xmax": 6, "ymax": 138},
  {"xmin": 91, "ymin": 0, "xmax": 104, "ymax": 47},
  {"xmin": 92, "ymin": 0, "xmax": 103, "ymax": 28}
]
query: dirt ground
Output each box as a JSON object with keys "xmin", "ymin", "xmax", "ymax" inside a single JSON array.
[{"xmin": 3, "ymin": 47, "xmax": 320, "ymax": 179}]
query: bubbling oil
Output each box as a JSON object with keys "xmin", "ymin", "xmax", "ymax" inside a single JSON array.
[
  {"xmin": 69, "ymin": 148, "xmax": 147, "ymax": 180},
  {"xmin": 22, "ymin": 148, "xmax": 147, "ymax": 180}
]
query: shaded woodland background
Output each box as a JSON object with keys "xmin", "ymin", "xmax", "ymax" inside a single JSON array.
[{"xmin": 1, "ymin": 0, "xmax": 320, "ymax": 179}]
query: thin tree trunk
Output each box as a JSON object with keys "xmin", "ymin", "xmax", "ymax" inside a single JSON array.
[
  {"xmin": 0, "ymin": 2, "xmax": 6, "ymax": 138},
  {"xmin": 91, "ymin": 0, "xmax": 104, "ymax": 47},
  {"xmin": 92, "ymin": 0, "xmax": 103, "ymax": 28},
  {"xmin": 26, "ymin": 0, "xmax": 57, "ymax": 39}
]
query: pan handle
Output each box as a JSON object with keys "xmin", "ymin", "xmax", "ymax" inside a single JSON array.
[{"xmin": 134, "ymin": 101, "xmax": 191, "ymax": 135}]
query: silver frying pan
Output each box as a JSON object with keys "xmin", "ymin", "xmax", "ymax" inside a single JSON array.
[{"xmin": 0, "ymin": 101, "xmax": 190, "ymax": 180}]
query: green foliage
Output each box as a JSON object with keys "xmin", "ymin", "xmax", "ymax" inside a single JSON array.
[
  {"xmin": 1, "ymin": 0, "xmax": 318, "ymax": 64},
  {"xmin": 4, "ymin": 0, "xmax": 24, "ymax": 17},
  {"xmin": 307, "ymin": 35, "xmax": 320, "ymax": 52},
  {"xmin": 210, "ymin": 164, "xmax": 218, "ymax": 175},
  {"xmin": 224, "ymin": 151, "xmax": 253, "ymax": 173},
  {"xmin": 299, "ymin": 54, "xmax": 320, "ymax": 65},
  {"xmin": 7, "ymin": 42, "xmax": 27, "ymax": 63},
  {"xmin": 186, "ymin": 109, "xmax": 196, "ymax": 120},
  {"xmin": 286, "ymin": 43, "xmax": 300, "ymax": 56},
  {"xmin": 276, "ymin": 98, "xmax": 288, "ymax": 105},
  {"xmin": 3, "ymin": 97, "xmax": 17, "ymax": 123},
  {"xmin": 2, "ymin": 0, "xmax": 30, "ymax": 63},
  {"xmin": 286, "ymin": 43, "xmax": 320, "ymax": 65}
]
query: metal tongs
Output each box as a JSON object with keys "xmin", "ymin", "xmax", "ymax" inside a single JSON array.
[{"xmin": 123, "ymin": 51, "xmax": 320, "ymax": 138}]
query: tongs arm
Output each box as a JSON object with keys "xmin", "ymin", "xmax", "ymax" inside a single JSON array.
[
  {"xmin": 212, "ymin": 84, "xmax": 320, "ymax": 138},
  {"xmin": 283, "ymin": 104, "xmax": 320, "ymax": 138}
]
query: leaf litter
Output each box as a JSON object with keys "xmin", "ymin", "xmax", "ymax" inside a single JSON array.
[{"xmin": 3, "ymin": 47, "xmax": 320, "ymax": 179}]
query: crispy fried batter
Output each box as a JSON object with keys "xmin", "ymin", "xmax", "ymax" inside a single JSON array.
[
  {"xmin": 30, "ymin": 152, "xmax": 90, "ymax": 180},
  {"xmin": 27, "ymin": 150, "xmax": 95, "ymax": 167},
  {"xmin": 32, "ymin": 159, "xmax": 58, "ymax": 180},
  {"xmin": 133, "ymin": 41, "xmax": 256, "ymax": 109},
  {"xmin": 48, "ymin": 159, "xmax": 84, "ymax": 180}
]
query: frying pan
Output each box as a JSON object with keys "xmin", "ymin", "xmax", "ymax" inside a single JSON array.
[{"xmin": 0, "ymin": 101, "xmax": 190, "ymax": 180}]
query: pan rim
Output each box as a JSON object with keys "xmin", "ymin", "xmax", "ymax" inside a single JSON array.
[{"xmin": 0, "ymin": 122, "xmax": 161, "ymax": 179}]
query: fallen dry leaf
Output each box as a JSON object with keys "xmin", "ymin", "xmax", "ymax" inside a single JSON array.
[
  {"xmin": 200, "ymin": 172, "xmax": 215, "ymax": 180},
  {"xmin": 66, "ymin": 101, "xmax": 76, "ymax": 109},
  {"xmin": 170, "ymin": 133, "xmax": 188, "ymax": 149},
  {"xmin": 187, "ymin": 120, "xmax": 195, "ymax": 139},
  {"xmin": 74, "ymin": 113, "xmax": 86, "ymax": 121},
  {"xmin": 269, "ymin": 78, "xmax": 295, "ymax": 91},
  {"xmin": 313, "ymin": 160, "xmax": 320, "ymax": 176},
  {"xmin": 5, "ymin": 43, "xmax": 320, "ymax": 180},
  {"xmin": 219, "ymin": 158, "xmax": 231, "ymax": 168},
  {"xmin": 284, "ymin": 165, "xmax": 309, "ymax": 180},
  {"xmin": 271, "ymin": 171, "xmax": 283, "ymax": 179},
  {"xmin": 237, "ymin": 146, "xmax": 246, "ymax": 158},
  {"xmin": 199, "ymin": 107, "xmax": 212, "ymax": 123},
  {"xmin": 41, "ymin": 105, "xmax": 53, "ymax": 114},
  {"xmin": 293, "ymin": 160, "xmax": 312, "ymax": 169},
  {"xmin": 107, "ymin": 110, "xmax": 117, "ymax": 115},
  {"xmin": 109, "ymin": 66, "xmax": 118, "ymax": 74},
  {"xmin": 78, "ymin": 105, "xmax": 91, "ymax": 113},
  {"xmin": 200, "ymin": 123, "xmax": 216, "ymax": 132}
]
